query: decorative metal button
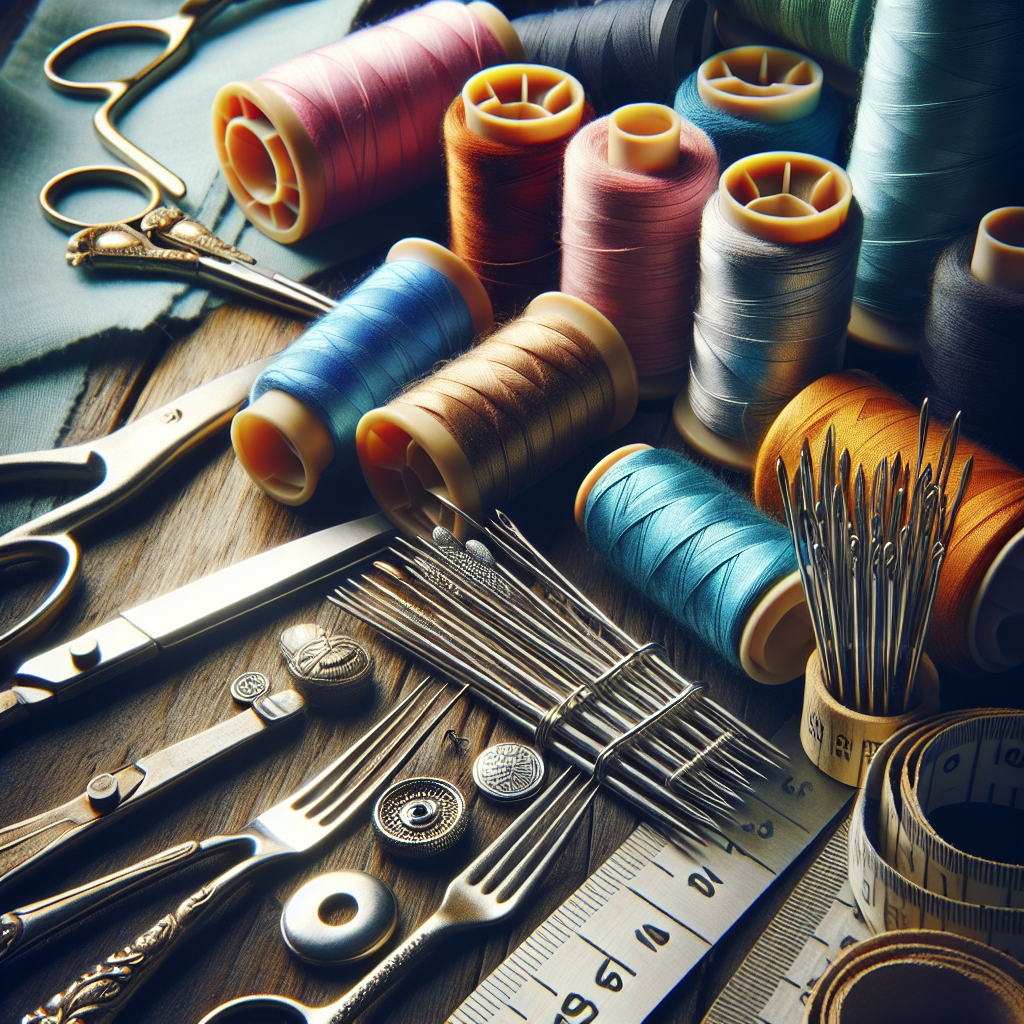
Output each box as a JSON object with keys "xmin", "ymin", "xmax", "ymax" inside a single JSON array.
[
  {"xmin": 229, "ymin": 670, "xmax": 270, "ymax": 706},
  {"xmin": 279, "ymin": 623, "xmax": 373, "ymax": 709},
  {"xmin": 280, "ymin": 870, "xmax": 397, "ymax": 966},
  {"xmin": 472, "ymin": 743, "xmax": 546, "ymax": 802},
  {"xmin": 373, "ymin": 777, "xmax": 467, "ymax": 858}
]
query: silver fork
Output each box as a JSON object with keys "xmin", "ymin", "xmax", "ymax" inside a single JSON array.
[
  {"xmin": 20, "ymin": 678, "xmax": 462, "ymax": 1024},
  {"xmin": 198, "ymin": 769, "xmax": 599, "ymax": 1024}
]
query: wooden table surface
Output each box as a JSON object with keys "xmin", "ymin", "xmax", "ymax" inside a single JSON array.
[{"xmin": 2, "ymin": 6, "xmax": 1022, "ymax": 1024}]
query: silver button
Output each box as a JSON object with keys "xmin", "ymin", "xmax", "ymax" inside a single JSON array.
[
  {"xmin": 473, "ymin": 743, "xmax": 546, "ymax": 802},
  {"xmin": 373, "ymin": 777, "xmax": 467, "ymax": 857}
]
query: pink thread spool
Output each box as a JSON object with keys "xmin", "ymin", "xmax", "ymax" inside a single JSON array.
[
  {"xmin": 560, "ymin": 103, "xmax": 718, "ymax": 397},
  {"xmin": 212, "ymin": 1, "xmax": 523, "ymax": 243}
]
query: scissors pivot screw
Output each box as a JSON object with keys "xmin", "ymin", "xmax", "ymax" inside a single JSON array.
[
  {"xmin": 69, "ymin": 637, "xmax": 101, "ymax": 669},
  {"xmin": 229, "ymin": 671, "xmax": 271, "ymax": 706},
  {"xmin": 86, "ymin": 773, "xmax": 120, "ymax": 811}
]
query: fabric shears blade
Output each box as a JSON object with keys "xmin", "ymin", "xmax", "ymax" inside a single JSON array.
[
  {"xmin": 0, "ymin": 357, "xmax": 269, "ymax": 663},
  {"xmin": 0, "ymin": 689, "xmax": 304, "ymax": 901},
  {"xmin": 1, "ymin": 514, "xmax": 397, "ymax": 734},
  {"xmin": 65, "ymin": 211, "xmax": 336, "ymax": 319}
]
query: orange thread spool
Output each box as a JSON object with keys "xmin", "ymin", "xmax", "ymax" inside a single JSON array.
[
  {"xmin": 445, "ymin": 64, "xmax": 590, "ymax": 320},
  {"xmin": 753, "ymin": 371, "xmax": 1024, "ymax": 673}
]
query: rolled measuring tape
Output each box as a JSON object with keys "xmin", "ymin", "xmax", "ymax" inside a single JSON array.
[
  {"xmin": 849, "ymin": 709, "xmax": 1024, "ymax": 959},
  {"xmin": 803, "ymin": 930, "xmax": 1024, "ymax": 1024}
]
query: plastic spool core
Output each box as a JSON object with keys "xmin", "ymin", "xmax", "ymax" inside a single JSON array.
[
  {"xmin": 607, "ymin": 102, "xmax": 680, "ymax": 172},
  {"xmin": 358, "ymin": 292, "xmax": 638, "ymax": 539},
  {"xmin": 232, "ymin": 238, "xmax": 492, "ymax": 505},
  {"xmin": 970, "ymin": 206, "xmax": 1024, "ymax": 293},
  {"xmin": 574, "ymin": 444, "xmax": 813, "ymax": 684},
  {"xmin": 462, "ymin": 63, "xmax": 584, "ymax": 144},
  {"xmin": 968, "ymin": 526, "xmax": 1024, "ymax": 672},
  {"xmin": 697, "ymin": 46, "xmax": 823, "ymax": 124},
  {"xmin": 675, "ymin": 150, "xmax": 852, "ymax": 470},
  {"xmin": 212, "ymin": 1, "xmax": 521, "ymax": 244}
]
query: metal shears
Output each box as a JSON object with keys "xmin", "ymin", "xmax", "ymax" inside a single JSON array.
[
  {"xmin": 61, "ymin": 206, "xmax": 337, "ymax": 318},
  {"xmin": 0, "ymin": 357, "xmax": 270, "ymax": 662}
]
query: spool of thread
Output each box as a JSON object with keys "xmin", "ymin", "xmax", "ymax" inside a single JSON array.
[
  {"xmin": 673, "ymin": 46, "xmax": 843, "ymax": 170},
  {"xmin": 922, "ymin": 208, "xmax": 1024, "ymax": 468},
  {"xmin": 232, "ymin": 239, "xmax": 492, "ymax": 504},
  {"xmin": 560, "ymin": 103, "xmax": 717, "ymax": 397},
  {"xmin": 845, "ymin": 0, "xmax": 1024, "ymax": 352},
  {"xmin": 212, "ymin": 1, "xmax": 523, "ymax": 244},
  {"xmin": 511, "ymin": 0, "xmax": 709, "ymax": 114},
  {"xmin": 800, "ymin": 647, "xmax": 940, "ymax": 787},
  {"xmin": 753, "ymin": 371, "xmax": 1024, "ymax": 674},
  {"xmin": 675, "ymin": 151, "xmax": 861, "ymax": 471},
  {"xmin": 803, "ymin": 931, "xmax": 1024, "ymax": 1024},
  {"xmin": 445, "ymin": 63, "xmax": 587, "ymax": 321},
  {"xmin": 575, "ymin": 445, "xmax": 814, "ymax": 685},
  {"xmin": 710, "ymin": 0, "xmax": 872, "ymax": 75},
  {"xmin": 357, "ymin": 291, "xmax": 639, "ymax": 538}
]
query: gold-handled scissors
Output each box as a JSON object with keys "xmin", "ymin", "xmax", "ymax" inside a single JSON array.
[
  {"xmin": 43, "ymin": 0, "xmax": 243, "ymax": 203},
  {"xmin": 0, "ymin": 357, "xmax": 270, "ymax": 660}
]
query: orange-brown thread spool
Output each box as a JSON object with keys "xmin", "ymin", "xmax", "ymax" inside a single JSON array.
[
  {"xmin": 753, "ymin": 371, "xmax": 1024, "ymax": 674},
  {"xmin": 357, "ymin": 292, "xmax": 638, "ymax": 538},
  {"xmin": 445, "ymin": 64, "xmax": 589, "ymax": 320}
]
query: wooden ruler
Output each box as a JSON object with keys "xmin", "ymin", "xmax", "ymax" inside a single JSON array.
[{"xmin": 447, "ymin": 718, "xmax": 853, "ymax": 1024}]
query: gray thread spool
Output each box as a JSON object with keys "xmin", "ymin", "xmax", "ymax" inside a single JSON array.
[{"xmin": 687, "ymin": 181, "xmax": 863, "ymax": 452}]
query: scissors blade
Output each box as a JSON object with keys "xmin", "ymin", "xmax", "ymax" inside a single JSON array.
[
  {"xmin": 0, "ymin": 690, "xmax": 303, "ymax": 895},
  {"xmin": 196, "ymin": 257, "xmax": 336, "ymax": 318},
  {"xmin": 2, "ymin": 514, "xmax": 397, "ymax": 733}
]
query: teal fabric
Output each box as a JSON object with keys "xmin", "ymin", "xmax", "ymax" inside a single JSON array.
[{"xmin": 0, "ymin": 0, "xmax": 370, "ymax": 473}]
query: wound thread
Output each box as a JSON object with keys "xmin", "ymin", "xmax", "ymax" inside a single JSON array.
[
  {"xmin": 560, "ymin": 112, "xmax": 718, "ymax": 383},
  {"xmin": 212, "ymin": 1, "xmax": 514, "ymax": 242},
  {"xmin": 753, "ymin": 371, "xmax": 1024, "ymax": 673},
  {"xmin": 511, "ymin": 0, "xmax": 706, "ymax": 114},
  {"xmin": 921, "ymin": 235, "xmax": 1024, "ymax": 468},
  {"xmin": 583, "ymin": 447, "xmax": 798, "ymax": 675}
]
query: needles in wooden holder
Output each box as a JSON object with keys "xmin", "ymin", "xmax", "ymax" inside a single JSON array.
[
  {"xmin": 776, "ymin": 400, "xmax": 972, "ymax": 716},
  {"xmin": 332, "ymin": 505, "xmax": 784, "ymax": 846}
]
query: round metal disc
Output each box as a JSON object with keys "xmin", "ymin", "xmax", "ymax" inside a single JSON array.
[
  {"xmin": 373, "ymin": 777, "xmax": 466, "ymax": 858},
  {"xmin": 280, "ymin": 870, "xmax": 397, "ymax": 966},
  {"xmin": 472, "ymin": 743, "xmax": 546, "ymax": 802},
  {"xmin": 229, "ymin": 671, "xmax": 270, "ymax": 706},
  {"xmin": 279, "ymin": 624, "xmax": 373, "ymax": 710}
]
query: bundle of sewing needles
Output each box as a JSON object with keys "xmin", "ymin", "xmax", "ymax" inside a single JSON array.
[
  {"xmin": 776, "ymin": 400, "xmax": 972, "ymax": 716},
  {"xmin": 331, "ymin": 503, "xmax": 783, "ymax": 847}
]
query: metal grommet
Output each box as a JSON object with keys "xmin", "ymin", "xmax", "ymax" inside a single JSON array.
[
  {"xmin": 229, "ymin": 671, "xmax": 271, "ymax": 706},
  {"xmin": 472, "ymin": 743, "xmax": 546, "ymax": 802},
  {"xmin": 373, "ymin": 777, "xmax": 467, "ymax": 858},
  {"xmin": 280, "ymin": 870, "xmax": 397, "ymax": 967},
  {"xmin": 279, "ymin": 624, "xmax": 374, "ymax": 710},
  {"xmin": 39, "ymin": 165, "xmax": 162, "ymax": 232}
]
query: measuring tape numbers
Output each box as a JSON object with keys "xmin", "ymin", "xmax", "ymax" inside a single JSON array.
[
  {"xmin": 703, "ymin": 708, "xmax": 1024, "ymax": 1024},
  {"xmin": 448, "ymin": 718, "xmax": 853, "ymax": 1024}
]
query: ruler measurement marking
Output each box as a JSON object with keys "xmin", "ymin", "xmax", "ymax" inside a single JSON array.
[
  {"xmin": 625, "ymin": 885, "xmax": 712, "ymax": 945},
  {"xmin": 652, "ymin": 860, "xmax": 675, "ymax": 878},
  {"xmin": 505, "ymin": 1003, "xmax": 528, "ymax": 1020},
  {"xmin": 577, "ymin": 933, "xmax": 637, "ymax": 975},
  {"xmin": 531, "ymin": 975, "xmax": 557, "ymax": 996}
]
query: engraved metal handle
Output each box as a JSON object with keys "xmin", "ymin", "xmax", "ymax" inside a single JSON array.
[{"xmin": 21, "ymin": 836, "xmax": 281, "ymax": 1024}]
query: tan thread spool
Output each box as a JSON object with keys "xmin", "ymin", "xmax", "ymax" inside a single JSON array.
[
  {"xmin": 231, "ymin": 238, "xmax": 492, "ymax": 505},
  {"xmin": 357, "ymin": 292, "xmax": 638, "ymax": 539},
  {"xmin": 211, "ymin": 2, "xmax": 523, "ymax": 243},
  {"xmin": 803, "ymin": 930, "xmax": 1024, "ymax": 1024},
  {"xmin": 574, "ymin": 443, "xmax": 814, "ymax": 685},
  {"xmin": 674, "ymin": 150, "xmax": 853, "ymax": 471},
  {"xmin": 800, "ymin": 648, "xmax": 940, "ymax": 788}
]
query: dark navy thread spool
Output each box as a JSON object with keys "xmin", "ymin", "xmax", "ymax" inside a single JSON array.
[
  {"xmin": 511, "ymin": 0, "xmax": 710, "ymax": 114},
  {"xmin": 231, "ymin": 239, "xmax": 491, "ymax": 504},
  {"xmin": 674, "ymin": 45, "xmax": 843, "ymax": 170},
  {"xmin": 576, "ymin": 444, "xmax": 813, "ymax": 684}
]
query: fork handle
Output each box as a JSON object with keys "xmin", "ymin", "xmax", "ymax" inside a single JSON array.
[
  {"xmin": 323, "ymin": 912, "xmax": 461, "ymax": 1024},
  {"xmin": 21, "ymin": 836, "xmax": 283, "ymax": 1024}
]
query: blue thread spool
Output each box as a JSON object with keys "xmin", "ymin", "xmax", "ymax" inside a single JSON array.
[
  {"xmin": 575, "ymin": 444, "xmax": 813, "ymax": 684},
  {"xmin": 674, "ymin": 46, "xmax": 844, "ymax": 170},
  {"xmin": 231, "ymin": 239, "xmax": 492, "ymax": 504}
]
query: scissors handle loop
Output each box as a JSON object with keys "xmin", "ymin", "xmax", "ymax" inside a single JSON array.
[
  {"xmin": 39, "ymin": 165, "xmax": 161, "ymax": 232},
  {"xmin": 0, "ymin": 535, "xmax": 80, "ymax": 659},
  {"xmin": 199, "ymin": 994, "xmax": 326, "ymax": 1024}
]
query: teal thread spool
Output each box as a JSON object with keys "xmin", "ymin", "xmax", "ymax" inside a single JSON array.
[{"xmin": 576, "ymin": 444, "xmax": 813, "ymax": 684}]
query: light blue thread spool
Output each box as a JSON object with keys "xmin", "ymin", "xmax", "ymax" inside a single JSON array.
[
  {"xmin": 674, "ymin": 46, "xmax": 844, "ymax": 170},
  {"xmin": 578, "ymin": 445, "xmax": 813, "ymax": 684},
  {"xmin": 232, "ymin": 239, "xmax": 491, "ymax": 504},
  {"xmin": 846, "ymin": 0, "xmax": 1024, "ymax": 337}
]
